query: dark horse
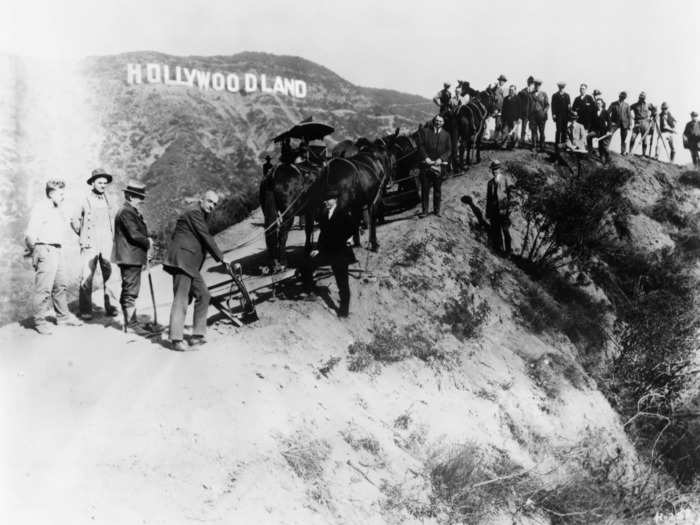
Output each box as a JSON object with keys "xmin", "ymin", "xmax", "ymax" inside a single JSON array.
[
  {"xmin": 259, "ymin": 131, "xmax": 420, "ymax": 268},
  {"xmin": 441, "ymin": 81, "xmax": 498, "ymax": 169}
]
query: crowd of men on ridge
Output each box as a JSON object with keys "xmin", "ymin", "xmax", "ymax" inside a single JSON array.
[
  {"xmin": 433, "ymin": 75, "xmax": 700, "ymax": 167},
  {"xmin": 22, "ymin": 74, "xmax": 700, "ymax": 350}
]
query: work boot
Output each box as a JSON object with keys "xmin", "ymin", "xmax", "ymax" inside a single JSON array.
[
  {"xmin": 171, "ymin": 340, "xmax": 188, "ymax": 352},
  {"xmin": 104, "ymin": 296, "xmax": 119, "ymax": 317},
  {"xmin": 189, "ymin": 336, "xmax": 207, "ymax": 347},
  {"xmin": 35, "ymin": 322, "xmax": 54, "ymax": 335}
]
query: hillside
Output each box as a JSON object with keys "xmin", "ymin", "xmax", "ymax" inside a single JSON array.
[
  {"xmin": 3, "ymin": 149, "xmax": 700, "ymax": 524},
  {"xmin": 0, "ymin": 51, "xmax": 434, "ymax": 324}
]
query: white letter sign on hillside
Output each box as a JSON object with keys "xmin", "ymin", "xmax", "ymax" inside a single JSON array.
[{"xmin": 125, "ymin": 63, "xmax": 308, "ymax": 99}]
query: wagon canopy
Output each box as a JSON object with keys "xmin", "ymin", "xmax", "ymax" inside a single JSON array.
[{"xmin": 272, "ymin": 120, "xmax": 335, "ymax": 143}]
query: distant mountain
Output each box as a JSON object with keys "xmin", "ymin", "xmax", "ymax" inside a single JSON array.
[{"xmin": 80, "ymin": 51, "xmax": 434, "ymax": 237}]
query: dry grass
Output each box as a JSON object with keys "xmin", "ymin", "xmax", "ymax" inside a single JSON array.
[{"xmin": 278, "ymin": 432, "xmax": 331, "ymax": 481}]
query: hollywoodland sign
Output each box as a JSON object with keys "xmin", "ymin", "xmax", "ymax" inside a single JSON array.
[{"xmin": 126, "ymin": 63, "xmax": 308, "ymax": 98}]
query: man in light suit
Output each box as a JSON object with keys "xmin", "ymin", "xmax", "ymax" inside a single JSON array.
[{"xmin": 608, "ymin": 92, "xmax": 632, "ymax": 155}]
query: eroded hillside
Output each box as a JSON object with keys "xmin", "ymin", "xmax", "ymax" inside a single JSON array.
[{"xmin": 3, "ymin": 149, "xmax": 699, "ymax": 524}]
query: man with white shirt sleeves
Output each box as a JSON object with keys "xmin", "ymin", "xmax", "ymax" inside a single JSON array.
[
  {"xmin": 25, "ymin": 179, "xmax": 83, "ymax": 334},
  {"xmin": 71, "ymin": 168, "xmax": 120, "ymax": 320}
]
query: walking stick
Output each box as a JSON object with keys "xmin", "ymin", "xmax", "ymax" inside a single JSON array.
[{"xmin": 145, "ymin": 260, "xmax": 164, "ymax": 334}]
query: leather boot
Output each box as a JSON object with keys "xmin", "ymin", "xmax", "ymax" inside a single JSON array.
[{"xmin": 104, "ymin": 295, "xmax": 119, "ymax": 317}]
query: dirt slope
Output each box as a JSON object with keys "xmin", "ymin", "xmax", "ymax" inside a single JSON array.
[{"xmin": 2, "ymin": 149, "xmax": 698, "ymax": 524}]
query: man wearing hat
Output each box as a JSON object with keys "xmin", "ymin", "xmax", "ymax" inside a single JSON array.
[
  {"xmin": 656, "ymin": 102, "xmax": 677, "ymax": 161},
  {"xmin": 485, "ymin": 159, "xmax": 512, "ymax": 255},
  {"xmin": 163, "ymin": 190, "xmax": 226, "ymax": 351},
  {"xmin": 629, "ymin": 92, "xmax": 653, "ymax": 157},
  {"xmin": 303, "ymin": 188, "xmax": 357, "ymax": 318},
  {"xmin": 70, "ymin": 168, "xmax": 119, "ymax": 320},
  {"xmin": 551, "ymin": 82, "xmax": 571, "ymax": 151},
  {"xmin": 517, "ymin": 76, "xmax": 535, "ymax": 147},
  {"xmin": 529, "ymin": 79, "xmax": 549, "ymax": 152},
  {"xmin": 433, "ymin": 82, "xmax": 453, "ymax": 116},
  {"xmin": 500, "ymin": 85, "xmax": 521, "ymax": 149},
  {"xmin": 493, "ymin": 75, "xmax": 508, "ymax": 138},
  {"xmin": 417, "ymin": 114, "xmax": 451, "ymax": 217},
  {"xmin": 683, "ymin": 112, "xmax": 700, "ymax": 168},
  {"xmin": 608, "ymin": 92, "xmax": 632, "ymax": 155},
  {"xmin": 592, "ymin": 89, "xmax": 605, "ymax": 109},
  {"xmin": 565, "ymin": 111, "xmax": 587, "ymax": 152},
  {"xmin": 112, "ymin": 180, "xmax": 152, "ymax": 334},
  {"xmin": 572, "ymin": 84, "xmax": 596, "ymax": 132}
]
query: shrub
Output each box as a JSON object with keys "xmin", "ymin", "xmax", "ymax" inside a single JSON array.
[{"xmin": 441, "ymin": 289, "xmax": 491, "ymax": 341}]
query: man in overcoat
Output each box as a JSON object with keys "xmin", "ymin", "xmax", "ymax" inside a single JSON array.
[
  {"xmin": 485, "ymin": 160, "xmax": 512, "ymax": 255},
  {"xmin": 417, "ymin": 114, "xmax": 452, "ymax": 217},
  {"xmin": 551, "ymin": 82, "xmax": 571, "ymax": 151},
  {"xmin": 112, "ymin": 180, "xmax": 152, "ymax": 333},
  {"xmin": 163, "ymin": 191, "xmax": 226, "ymax": 351},
  {"xmin": 572, "ymin": 84, "xmax": 596, "ymax": 131}
]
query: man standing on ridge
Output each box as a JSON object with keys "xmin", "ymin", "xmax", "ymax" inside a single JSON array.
[
  {"xmin": 551, "ymin": 81, "xmax": 571, "ymax": 151},
  {"xmin": 112, "ymin": 180, "xmax": 152, "ymax": 335},
  {"xmin": 529, "ymin": 79, "xmax": 549, "ymax": 152},
  {"xmin": 518, "ymin": 76, "xmax": 534, "ymax": 147},
  {"xmin": 683, "ymin": 111, "xmax": 700, "ymax": 168},
  {"xmin": 163, "ymin": 190, "xmax": 226, "ymax": 352},
  {"xmin": 433, "ymin": 82, "xmax": 453, "ymax": 116},
  {"xmin": 494, "ymin": 74, "xmax": 508, "ymax": 139},
  {"xmin": 417, "ymin": 114, "xmax": 451, "ymax": 217},
  {"xmin": 629, "ymin": 92, "xmax": 653, "ymax": 157},
  {"xmin": 71, "ymin": 168, "xmax": 120, "ymax": 320},
  {"xmin": 486, "ymin": 160, "xmax": 512, "ymax": 255},
  {"xmin": 501, "ymin": 85, "xmax": 521, "ymax": 149},
  {"xmin": 656, "ymin": 102, "xmax": 677, "ymax": 161},
  {"xmin": 608, "ymin": 92, "xmax": 632, "ymax": 155},
  {"xmin": 572, "ymin": 83, "xmax": 596, "ymax": 132}
]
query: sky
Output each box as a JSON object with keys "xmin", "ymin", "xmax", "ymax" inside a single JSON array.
[{"xmin": 2, "ymin": 0, "xmax": 699, "ymax": 158}]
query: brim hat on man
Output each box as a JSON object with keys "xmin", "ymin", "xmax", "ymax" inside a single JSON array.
[
  {"xmin": 569, "ymin": 111, "xmax": 578, "ymax": 120},
  {"xmin": 557, "ymin": 81, "xmax": 566, "ymax": 87},
  {"xmin": 593, "ymin": 89, "xmax": 601, "ymax": 96},
  {"xmin": 619, "ymin": 91, "xmax": 627, "ymax": 99},
  {"xmin": 692, "ymin": 111, "xmax": 699, "ymax": 117},
  {"xmin": 497, "ymin": 74, "xmax": 507, "ymax": 82},
  {"xmin": 533, "ymin": 78, "xmax": 543, "ymax": 85},
  {"xmin": 87, "ymin": 168, "xmax": 113, "ymax": 185},
  {"xmin": 490, "ymin": 159, "xmax": 502, "ymax": 171},
  {"xmin": 661, "ymin": 102, "xmax": 668, "ymax": 109},
  {"xmin": 443, "ymin": 82, "xmax": 451, "ymax": 88},
  {"xmin": 124, "ymin": 180, "xmax": 146, "ymax": 199}
]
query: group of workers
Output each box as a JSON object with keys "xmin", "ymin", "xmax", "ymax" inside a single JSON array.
[
  {"xmin": 434, "ymin": 76, "xmax": 700, "ymax": 166},
  {"xmin": 25, "ymin": 170, "xmax": 229, "ymax": 351}
]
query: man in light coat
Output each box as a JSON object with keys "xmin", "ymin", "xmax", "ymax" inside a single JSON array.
[{"xmin": 71, "ymin": 168, "xmax": 120, "ymax": 320}]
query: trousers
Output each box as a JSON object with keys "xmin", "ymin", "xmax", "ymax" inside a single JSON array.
[
  {"xmin": 488, "ymin": 214, "xmax": 512, "ymax": 254},
  {"xmin": 554, "ymin": 118, "xmax": 568, "ymax": 147},
  {"xmin": 169, "ymin": 269, "xmax": 211, "ymax": 341},
  {"xmin": 79, "ymin": 249, "xmax": 120, "ymax": 314},
  {"xmin": 32, "ymin": 244, "xmax": 69, "ymax": 324},
  {"xmin": 118, "ymin": 264, "xmax": 142, "ymax": 310},
  {"xmin": 419, "ymin": 168, "xmax": 443, "ymax": 214}
]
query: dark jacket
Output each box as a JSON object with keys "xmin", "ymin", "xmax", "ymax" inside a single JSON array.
[
  {"xmin": 551, "ymin": 92, "xmax": 571, "ymax": 122},
  {"xmin": 486, "ymin": 174, "xmax": 510, "ymax": 220},
  {"xmin": 658, "ymin": 111, "xmax": 676, "ymax": 132},
  {"xmin": 317, "ymin": 207, "xmax": 357, "ymax": 263},
  {"xmin": 163, "ymin": 205, "xmax": 224, "ymax": 278},
  {"xmin": 591, "ymin": 109, "xmax": 611, "ymax": 136},
  {"xmin": 572, "ymin": 94, "xmax": 596, "ymax": 129},
  {"xmin": 418, "ymin": 126, "xmax": 452, "ymax": 162},
  {"xmin": 518, "ymin": 87, "xmax": 532, "ymax": 118},
  {"xmin": 683, "ymin": 120, "xmax": 700, "ymax": 147},
  {"xmin": 502, "ymin": 94, "xmax": 521, "ymax": 125},
  {"xmin": 112, "ymin": 201, "xmax": 149, "ymax": 266},
  {"xmin": 608, "ymin": 100, "xmax": 632, "ymax": 128}
]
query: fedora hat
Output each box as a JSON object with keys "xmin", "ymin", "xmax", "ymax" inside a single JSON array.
[
  {"xmin": 123, "ymin": 180, "xmax": 146, "ymax": 199},
  {"xmin": 692, "ymin": 111, "xmax": 698, "ymax": 117},
  {"xmin": 489, "ymin": 159, "xmax": 502, "ymax": 171},
  {"xmin": 569, "ymin": 110, "xmax": 578, "ymax": 119},
  {"xmin": 497, "ymin": 74, "xmax": 507, "ymax": 82},
  {"xmin": 556, "ymin": 81, "xmax": 566, "ymax": 87},
  {"xmin": 87, "ymin": 168, "xmax": 113, "ymax": 185}
]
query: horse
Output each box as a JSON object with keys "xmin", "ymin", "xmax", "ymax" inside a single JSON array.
[
  {"xmin": 260, "ymin": 130, "xmax": 420, "ymax": 268},
  {"xmin": 444, "ymin": 81, "xmax": 498, "ymax": 168}
]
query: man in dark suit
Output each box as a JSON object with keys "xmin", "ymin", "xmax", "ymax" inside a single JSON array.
[
  {"xmin": 572, "ymin": 83, "xmax": 596, "ymax": 131},
  {"xmin": 303, "ymin": 188, "xmax": 357, "ymax": 318},
  {"xmin": 517, "ymin": 76, "xmax": 534, "ymax": 147},
  {"xmin": 485, "ymin": 160, "xmax": 511, "ymax": 255},
  {"xmin": 163, "ymin": 191, "xmax": 226, "ymax": 351},
  {"xmin": 417, "ymin": 114, "xmax": 451, "ymax": 217},
  {"xmin": 683, "ymin": 111, "xmax": 700, "ymax": 168},
  {"xmin": 551, "ymin": 82, "xmax": 571, "ymax": 151},
  {"xmin": 608, "ymin": 92, "xmax": 632, "ymax": 155},
  {"xmin": 588, "ymin": 98, "xmax": 612, "ymax": 164},
  {"xmin": 500, "ymin": 85, "xmax": 521, "ymax": 149},
  {"xmin": 111, "ymin": 181, "xmax": 152, "ymax": 333}
]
